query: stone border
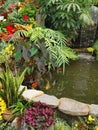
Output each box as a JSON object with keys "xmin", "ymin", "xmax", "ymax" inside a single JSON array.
[{"xmin": 20, "ymin": 85, "xmax": 98, "ymax": 117}]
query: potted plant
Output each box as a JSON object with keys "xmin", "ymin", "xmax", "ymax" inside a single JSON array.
[
  {"xmin": 0, "ymin": 64, "xmax": 27, "ymax": 108},
  {"xmin": 0, "ymin": 63, "xmax": 27, "ymax": 121}
]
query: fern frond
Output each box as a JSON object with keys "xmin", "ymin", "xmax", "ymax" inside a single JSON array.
[{"xmin": 9, "ymin": 29, "xmax": 28, "ymax": 42}]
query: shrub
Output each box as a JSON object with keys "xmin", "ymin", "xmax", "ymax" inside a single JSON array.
[{"xmin": 24, "ymin": 102, "xmax": 55, "ymax": 130}]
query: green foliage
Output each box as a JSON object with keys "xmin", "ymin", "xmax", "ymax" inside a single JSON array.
[
  {"xmin": 8, "ymin": 10, "xmax": 37, "ymax": 25},
  {"xmin": 54, "ymin": 118, "xmax": 71, "ymax": 130},
  {"xmin": 19, "ymin": 3, "xmax": 36, "ymax": 18},
  {"xmin": 0, "ymin": 48, "xmax": 10, "ymax": 64},
  {"xmin": 38, "ymin": 0, "xmax": 97, "ymax": 38},
  {"xmin": 10, "ymin": 99, "xmax": 34, "ymax": 117},
  {"xmin": 72, "ymin": 115, "xmax": 98, "ymax": 130},
  {"xmin": 0, "ymin": 0, "xmax": 19, "ymax": 13},
  {"xmin": 93, "ymin": 40, "xmax": 98, "ymax": 49},
  {"xmin": 0, "ymin": 21, "xmax": 7, "ymax": 33},
  {"xmin": 0, "ymin": 65, "xmax": 27, "ymax": 108},
  {"xmin": 0, "ymin": 121, "xmax": 16, "ymax": 130},
  {"xmin": 10, "ymin": 27, "xmax": 78, "ymax": 74},
  {"xmin": 92, "ymin": 0, "xmax": 98, "ymax": 4},
  {"xmin": 92, "ymin": 40, "xmax": 98, "ymax": 60}
]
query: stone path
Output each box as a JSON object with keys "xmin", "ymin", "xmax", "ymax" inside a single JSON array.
[{"xmin": 20, "ymin": 85, "xmax": 98, "ymax": 117}]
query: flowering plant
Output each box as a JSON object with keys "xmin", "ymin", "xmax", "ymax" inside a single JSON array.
[
  {"xmin": 73, "ymin": 115, "xmax": 98, "ymax": 130},
  {"xmin": 0, "ymin": 97, "xmax": 6, "ymax": 120},
  {"xmin": 24, "ymin": 102, "xmax": 55, "ymax": 130},
  {"xmin": 0, "ymin": 24, "xmax": 17, "ymax": 41}
]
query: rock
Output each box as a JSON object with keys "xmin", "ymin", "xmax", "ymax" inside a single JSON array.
[
  {"xmin": 89, "ymin": 104, "xmax": 98, "ymax": 117},
  {"xmin": 78, "ymin": 53, "xmax": 95, "ymax": 61},
  {"xmin": 58, "ymin": 98, "xmax": 89, "ymax": 116},
  {"xmin": 33, "ymin": 94, "xmax": 59, "ymax": 108},
  {"xmin": 19, "ymin": 85, "xmax": 27, "ymax": 92},
  {"xmin": 47, "ymin": 125, "xmax": 54, "ymax": 130},
  {"xmin": 11, "ymin": 117, "xmax": 21, "ymax": 130},
  {"xmin": 22, "ymin": 89, "xmax": 44, "ymax": 101}
]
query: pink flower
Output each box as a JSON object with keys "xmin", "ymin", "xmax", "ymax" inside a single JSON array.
[{"xmin": 9, "ymin": 3, "xmax": 16, "ymax": 9}]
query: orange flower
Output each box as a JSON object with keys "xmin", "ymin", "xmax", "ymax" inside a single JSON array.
[
  {"xmin": 57, "ymin": 67, "xmax": 62, "ymax": 71},
  {"xmin": 32, "ymin": 81, "xmax": 38, "ymax": 88}
]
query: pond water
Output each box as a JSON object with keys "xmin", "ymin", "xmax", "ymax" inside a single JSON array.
[{"xmin": 41, "ymin": 58, "xmax": 98, "ymax": 104}]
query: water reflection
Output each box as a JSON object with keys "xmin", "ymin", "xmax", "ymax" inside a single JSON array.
[{"xmin": 41, "ymin": 60, "xmax": 98, "ymax": 104}]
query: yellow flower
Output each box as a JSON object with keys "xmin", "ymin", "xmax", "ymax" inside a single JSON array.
[
  {"xmin": 18, "ymin": 7, "xmax": 22, "ymax": 12},
  {"xmin": 5, "ymin": 44, "xmax": 14, "ymax": 55},
  {"xmin": 87, "ymin": 47, "xmax": 94, "ymax": 53},
  {"xmin": 75, "ymin": 123, "xmax": 78, "ymax": 127},
  {"xmin": 94, "ymin": 126, "xmax": 98, "ymax": 130},
  {"xmin": 25, "ymin": 24, "xmax": 32, "ymax": 30},
  {"xmin": 18, "ymin": 2, "xmax": 21, "ymax": 7},
  {"xmin": 12, "ymin": 46, "xmax": 15, "ymax": 50},
  {"xmin": 88, "ymin": 115, "xmax": 95, "ymax": 123},
  {"xmin": 0, "ymin": 97, "xmax": 6, "ymax": 120},
  {"xmin": 0, "ymin": 115, "xmax": 2, "ymax": 120},
  {"xmin": 0, "ymin": 98, "xmax": 2, "ymax": 102},
  {"xmin": 5, "ymin": 47, "xmax": 9, "ymax": 51}
]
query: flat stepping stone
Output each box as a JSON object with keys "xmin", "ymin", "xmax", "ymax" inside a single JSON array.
[
  {"xmin": 89, "ymin": 104, "xmax": 98, "ymax": 117},
  {"xmin": 19, "ymin": 85, "xmax": 27, "ymax": 92},
  {"xmin": 58, "ymin": 98, "xmax": 89, "ymax": 116},
  {"xmin": 22, "ymin": 89, "xmax": 44, "ymax": 100},
  {"xmin": 33, "ymin": 94, "xmax": 59, "ymax": 108}
]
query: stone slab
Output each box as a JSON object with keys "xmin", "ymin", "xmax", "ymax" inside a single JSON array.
[
  {"xmin": 22, "ymin": 89, "xmax": 44, "ymax": 101},
  {"xmin": 33, "ymin": 94, "xmax": 59, "ymax": 108},
  {"xmin": 89, "ymin": 104, "xmax": 98, "ymax": 117},
  {"xmin": 19, "ymin": 85, "xmax": 27, "ymax": 92},
  {"xmin": 58, "ymin": 98, "xmax": 89, "ymax": 116}
]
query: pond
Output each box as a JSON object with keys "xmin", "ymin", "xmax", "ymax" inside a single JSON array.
[{"xmin": 41, "ymin": 55, "xmax": 98, "ymax": 104}]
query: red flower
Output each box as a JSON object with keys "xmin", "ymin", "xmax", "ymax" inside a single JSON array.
[
  {"xmin": 6, "ymin": 25, "xmax": 16, "ymax": 34},
  {"xmin": 23, "ymin": 15, "xmax": 29, "ymax": 21}
]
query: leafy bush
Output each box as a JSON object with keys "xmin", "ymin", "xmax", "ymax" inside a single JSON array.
[
  {"xmin": 72, "ymin": 115, "xmax": 98, "ymax": 130},
  {"xmin": 10, "ymin": 27, "xmax": 78, "ymax": 74},
  {"xmin": 92, "ymin": 40, "xmax": 98, "ymax": 60},
  {"xmin": 0, "ymin": 121, "xmax": 16, "ymax": 130},
  {"xmin": 38, "ymin": 0, "xmax": 97, "ymax": 39},
  {"xmin": 24, "ymin": 102, "xmax": 55, "ymax": 130},
  {"xmin": 54, "ymin": 118, "xmax": 71, "ymax": 130}
]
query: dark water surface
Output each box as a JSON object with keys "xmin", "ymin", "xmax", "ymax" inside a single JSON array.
[{"xmin": 42, "ymin": 60, "xmax": 98, "ymax": 104}]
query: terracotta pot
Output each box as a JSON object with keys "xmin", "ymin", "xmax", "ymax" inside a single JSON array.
[
  {"xmin": 35, "ymin": 4, "xmax": 40, "ymax": 9},
  {"xmin": 0, "ymin": 0, "xmax": 4, "ymax": 6},
  {"xmin": 3, "ymin": 109, "xmax": 14, "ymax": 122}
]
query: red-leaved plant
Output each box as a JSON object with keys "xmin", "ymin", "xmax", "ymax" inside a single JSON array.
[{"xmin": 24, "ymin": 102, "xmax": 55, "ymax": 130}]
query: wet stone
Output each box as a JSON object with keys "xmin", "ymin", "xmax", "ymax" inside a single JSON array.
[
  {"xmin": 33, "ymin": 94, "xmax": 59, "ymax": 108},
  {"xmin": 58, "ymin": 98, "xmax": 89, "ymax": 116},
  {"xmin": 22, "ymin": 89, "xmax": 44, "ymax": 100},
  {"xmin": 89, "ymin": 104, "xmax": 98, "ymax": 117}
]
